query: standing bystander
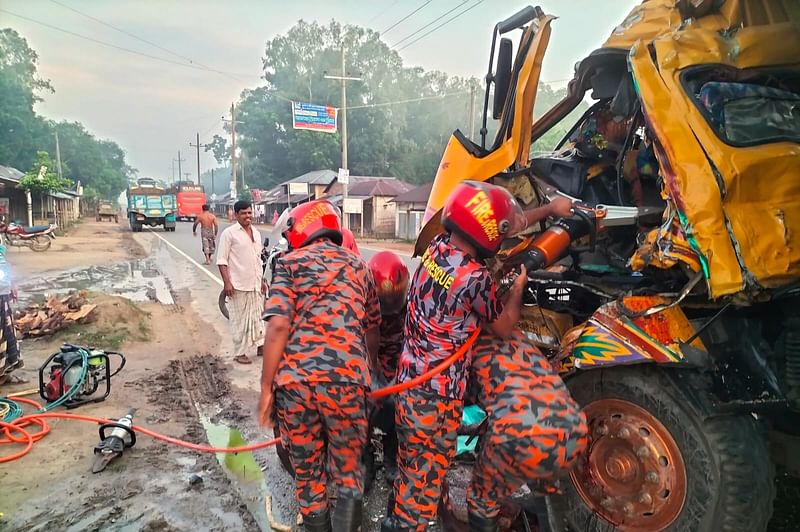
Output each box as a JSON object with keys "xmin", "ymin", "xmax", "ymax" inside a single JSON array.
[
  {"xmin": 217, "ymin": 200, "xmax": 265, "ymax": 365},
  {"xmin": 193, "ymin": 204, "xmax": 218, "ymax": 265}
]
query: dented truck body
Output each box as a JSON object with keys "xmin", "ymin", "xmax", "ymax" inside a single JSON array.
[{"xmin": 429, "ymin": 2, "xmax": 800, "ymax": 530}]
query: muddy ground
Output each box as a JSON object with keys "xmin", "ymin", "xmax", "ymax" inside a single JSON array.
[
  {"xmin": 0, "ymin": 221, "xmax": 394, "ymax": 532},
  {"xmin": 1, "ymin": 222, "xmax": 262, "ymax": 531}
]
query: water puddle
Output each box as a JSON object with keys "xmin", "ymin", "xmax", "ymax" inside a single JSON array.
[
  {"xmin": 17, "ymin": 258, "xmax": 175, "ymax": 307},
  {"xmin": 200, "ymin": 417, "xmax": 280, "ymax": 531}
]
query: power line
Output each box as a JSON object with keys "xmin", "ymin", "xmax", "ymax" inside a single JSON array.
[
  {"xmin": 380, "ymin": 1, "xmax": 432, "ymax": 36},
  {"xmin": 391, "ymin": 0, "xmax": 470, "ymax": 48},
  {"xmin": 396, "ymin": 0, "xmax": 488, "ymax": 52},
  {"xmin": 345, "ymin": 91, "xmax": 469, "ymax": 111},
  {"xmin": 48, "ymin": 0, "xmax": 248, "ymax": 83},
  {"xmin": 0, "ymin": 8, "xmax": 258, "ymax": 81}
]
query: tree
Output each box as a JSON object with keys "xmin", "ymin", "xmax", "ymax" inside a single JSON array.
[
  {"xmin": 0, "ymin": 29, "xmax": 53, "ymax": 172},
  {"xmin": 231, "ymin": 21, "xmax": 583, "ymax": 188},
  {"xmin": 18, "ymin": 151, "xmax": 72, "ymax": 218},
  {"xmin": 0, "ymin": 29, "xmax": 135, "ymax": 200}
]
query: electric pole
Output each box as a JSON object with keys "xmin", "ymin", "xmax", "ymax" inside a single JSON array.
[
  {"xmin": 54, "ymin": 131, "xmax": 64, "ymax": 179},
  {"xmin": 173, "ymin": 152, "xmax": 185, "ymax": 186},
  {"xmin": 222, "ymin": 104, "xmax": 242, "ymax": 200},
  {"xmin": 468, "ymin": 85, "xmax": 477, "ymax": 141},
  {"xmin": 324, "ymin": 46, "xmax": 362, "ymax": 230},
  {"xmin": 189, "ymin": 133, "xmax": 209, "ymax": 186}
]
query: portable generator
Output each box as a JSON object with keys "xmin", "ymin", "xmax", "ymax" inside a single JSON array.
[{"xmin": 38, "ymin": 344, "xmax": 126, "ymax": 409}]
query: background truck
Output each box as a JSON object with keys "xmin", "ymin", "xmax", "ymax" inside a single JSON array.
[
  {"xmin": 95, "ymin": 201, "xmax": 119, "ymax": 223},
  {"xmin": 125, "ymin": 178, "xmax": 176, "ymax": 232}
]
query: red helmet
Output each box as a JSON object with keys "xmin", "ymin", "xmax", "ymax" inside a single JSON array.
[
  {"xmin": 368, "ymin": 251, "xmax": 409, "ymax": 315},
  {"xmin": 283, "ymin": 200, "xmax": 343, "ymax": 249},
  {"xmin": 341, "ymin": 228, "xmax": 360, "ymax": 255},
  {"xmin": 441, "ymin": 180, "xmax": 526, "ymax": 257}
]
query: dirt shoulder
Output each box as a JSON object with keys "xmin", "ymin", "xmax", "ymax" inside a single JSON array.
[
  {"xmin": 6, "ymin": 220, "xmax": 147, "ymax": 283},
  {"xmin": 0, "ymin": 222, "xmax": 258, "ymax": 531}
]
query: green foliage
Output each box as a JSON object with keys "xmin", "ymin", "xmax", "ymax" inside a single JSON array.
[
  {"xmin": 0, "ymin": 28, "xmax": 135, "ymax": 200},
  {"xmin": 232, "ymin": 20, "xmax": 480, "ymax": 188},
  {"xmin": 53, "ymin": 121, "xmax": 135, "ymax": 199},
  {"xmin": 18, "ymin": 151, "xmax": 71, "ymax": 194},
  {"xmin": 231, "ymin": 21, "xmax": 590, "ymax": 189}
]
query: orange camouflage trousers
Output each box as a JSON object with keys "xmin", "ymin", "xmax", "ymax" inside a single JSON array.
[
  {"xmin": 466, "ymin": 331, "xmax": 589, "ymax": 518},
  {"xmin": 389, "ymin": 388, "xmax": 462, "ymax": 531},
  {"xmin": 275, "ymin": 382, "xmax": 368, "ymax": 517}
]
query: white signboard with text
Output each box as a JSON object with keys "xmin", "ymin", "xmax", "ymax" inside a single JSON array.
[
  {"xmin": 288, "ymin": 182, "xmax": 309, "ymax": 196},
  {"xmin": 343, "ymin": 197, "xmax": 362, "ymax": 214}
]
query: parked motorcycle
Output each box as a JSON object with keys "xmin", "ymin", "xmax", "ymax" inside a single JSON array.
[{"xmin": 0, "ymin": 219, "xmax": 57, "ymax": 252}]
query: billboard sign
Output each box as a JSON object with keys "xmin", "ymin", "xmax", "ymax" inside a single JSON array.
[
  {"xmin": 288, "ymin": 182, "xmax": 309, "ymax": 196},
  {"xmin": 343, "ymin": 198, "xmax": 362, "ymax": 214},
  {"xmin": 292, "ymin": 102, "xmax": 337, "ymax": 133}
]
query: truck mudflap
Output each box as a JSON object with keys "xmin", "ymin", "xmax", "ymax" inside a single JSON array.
[{"xmin": 556, "ymin": 295, "xmax": 711, "ymax": 373}]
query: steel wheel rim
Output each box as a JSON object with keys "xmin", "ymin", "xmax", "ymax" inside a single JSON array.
[{"xmin": 570, "ymin": 398, "xmax": 687, "ymax": 531}]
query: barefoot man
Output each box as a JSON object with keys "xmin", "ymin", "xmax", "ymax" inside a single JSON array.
[{"xmin": 193, "ymin": 204, "xmax": 218, "ymax": 265}]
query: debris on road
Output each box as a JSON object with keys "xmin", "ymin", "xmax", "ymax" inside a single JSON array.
[
  {"xmin": 15, "ymin": 290, "xmax": 97, "ymax": 338},
  {"xmin": 265, "ymin": 495, "xmax": 292, "ymax": 532}
]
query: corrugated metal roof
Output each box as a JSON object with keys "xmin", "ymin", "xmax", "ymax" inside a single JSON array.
[
  {"xmin": 284, "ymin": 169, "xmax": 338, "ymax": 186},
  {"xmin": 391, "ymin": 182, "xmax": 433, "ymax": 204},
  {"xmin": 346, "ymin": 178, "xmax": 414, "ymax": 197},
  {"xmin": 0, "ymin": 165, "xmax": 23, "ymax": 183}
]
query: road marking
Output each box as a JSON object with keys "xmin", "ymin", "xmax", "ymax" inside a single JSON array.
[{"xmin": 145, "ymin": 229, "xmax": 224, "ymax": 286}]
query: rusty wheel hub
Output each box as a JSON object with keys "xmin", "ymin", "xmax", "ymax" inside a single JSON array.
[{"xmin": 571, "ymin": 399, "xmax": 687, "ymax": 531}]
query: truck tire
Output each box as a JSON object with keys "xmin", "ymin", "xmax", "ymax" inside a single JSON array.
[{"xmin": 547, "ymin": 366, "xmax": 774, "ymax": 532}]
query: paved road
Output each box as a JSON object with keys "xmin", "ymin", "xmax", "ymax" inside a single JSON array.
[
  {"xmin": 148, "ymin": 220, "xmax": 418, "ymax": 280},
  {"xmin": 133, "ymin": 219, "xmax": 416, "ymax": 530}
]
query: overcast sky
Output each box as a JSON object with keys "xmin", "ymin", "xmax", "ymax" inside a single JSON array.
[{"xmin": 1, "ymin": 0, "xmax": 636, "ymax": 180}]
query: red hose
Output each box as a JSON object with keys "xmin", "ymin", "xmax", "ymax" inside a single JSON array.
[{"xmin": 0, "ymin": 329, "xmax": 480, "ymax": 463}]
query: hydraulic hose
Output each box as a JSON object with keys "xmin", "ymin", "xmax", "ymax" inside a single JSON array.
[{"xmin": 0, "ymin": 329, "xmax": 480, "ymax": 463}]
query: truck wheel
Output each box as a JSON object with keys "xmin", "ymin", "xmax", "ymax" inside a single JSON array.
[{"xmin": 547, "ymin": 367, "xmax": 774, "ymax": 532}]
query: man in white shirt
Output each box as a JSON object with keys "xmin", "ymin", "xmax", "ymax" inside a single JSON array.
[{"xmin": 217, "ymin": 200, "xmax": 265, "ymax": 364}]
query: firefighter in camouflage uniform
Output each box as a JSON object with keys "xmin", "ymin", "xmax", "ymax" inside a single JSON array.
[
  {"xmin": 466, "ymin": 331, "xmax": 588, "ymax": 530},
  {"xmin": 382, "ymin": 181, "xmax": 533, "ymax": 532},
  {"xmin": 258, "ymin": 199, "xmax": 381, "ymax": 532},
  {"xmin": 367, "ymin": 251, "xmax": 410, "ymax": 481}
]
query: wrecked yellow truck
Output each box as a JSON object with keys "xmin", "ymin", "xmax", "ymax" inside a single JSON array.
[{"xmin": 423, "ymin": 1, "xmax": 799, "ymax": 531}]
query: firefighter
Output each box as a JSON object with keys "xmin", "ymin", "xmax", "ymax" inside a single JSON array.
[
  {"xmin": 367, "ymin": 250, "xmax": 410, "ymax": 481},
  {"xmin": 383, "ymin": 181, "xmax": 573, "ymax": 531},
  {"xmin": 465, "ymin": 331, "xmax": 589, "ymax": 531},
  {"xmin": 258, "ymin": 199, "xmax": 381, "ymax": 532}
]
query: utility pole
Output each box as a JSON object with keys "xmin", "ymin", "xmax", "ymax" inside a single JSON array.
[
  {"xmin": 177, "ymin": 151, "xmax": 185, "ymax": 184},
  {"xmin": 54, "ymin": 131, "xmax": 64, "ymax": 179},
  {"xmin": 189, "ymin": 133, "xmax": 209, "ymax": 186},
  {"xmin": 211, "ymin": 168, "xmax": 215, "ymax": 196},
  {"xmin": 468, "ymin": 85, "xmax": 477, "ymax": 141},
  {"xmin": 173, "ymin": 152, "xmax": 185, "ymax": 186},
  {"xmin": 222, "ymin": 103, "xmax": 242, "ymax": 200},
  {"xmin": 324, "ymin": 46, "xmax": 362, "ymax": 230}
]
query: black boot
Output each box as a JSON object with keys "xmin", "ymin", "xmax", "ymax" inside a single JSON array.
[
  {"xmin": 380, "ymin": 516, "xmax": 401, "ymax": 532},
  {"xmin": 303, "ymin": 510, "xmax": 331, "ymax": 532},
  {"xmin": 333, "ymin": 495, "xmax": 363, "ymax": 532},
  {"xmin": 468, "ymin": 512, "xmax": 499, "ymax": 532}
]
